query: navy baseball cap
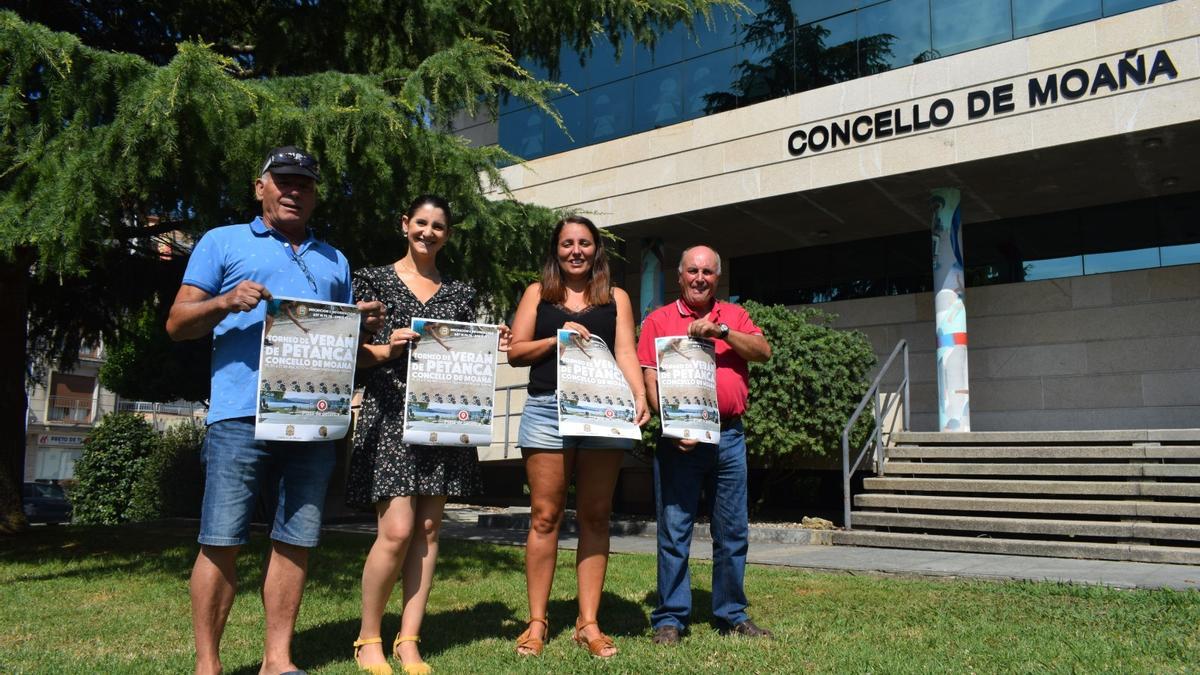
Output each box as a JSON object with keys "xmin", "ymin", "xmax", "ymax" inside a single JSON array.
[{"xmin": 260, "ymin": 145, "xmax": 321, "ymax": 182}]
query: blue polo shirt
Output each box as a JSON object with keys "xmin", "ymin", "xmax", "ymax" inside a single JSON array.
[{"xmin": 182, "ymin": 217, "xmax": 353, "ymax": 424}]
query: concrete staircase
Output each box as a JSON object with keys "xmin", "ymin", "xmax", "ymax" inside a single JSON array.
[{"xmin": 833, "ymin": 430, "xmax": 1200, "ymax": 564}]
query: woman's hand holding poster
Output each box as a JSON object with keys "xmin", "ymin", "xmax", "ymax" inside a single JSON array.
[
  {"xmin": 402, "ymin": 319, "xmax": 501, "ymax": 446},
  {"xmin": 556, "ymin": 329, "xmax": 641, "ymax": 440},
  {"xmin": 655, "ymin": 337, "xmax": 720, "ymax": 442}
]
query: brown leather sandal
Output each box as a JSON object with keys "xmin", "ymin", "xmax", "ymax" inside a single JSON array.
[
  {"xmin": 515, "ymin": 617, "xmax": 547, "ymax": 656},
  {"xmin": 573, "ymin": 618, "xmax": 617, "ymax": 658}
]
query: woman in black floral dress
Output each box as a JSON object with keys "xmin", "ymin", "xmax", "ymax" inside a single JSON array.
[{"xmin": 348, "ymin": 195, "xmax": 506, "ymax": 675}]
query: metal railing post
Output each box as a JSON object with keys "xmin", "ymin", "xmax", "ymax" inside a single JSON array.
[
  {"xmin": 503, "ymin": 386, "xmax": 513, "ymax": 459},
  {"xmin": 841, "ymin": 339, "xmax": 909, "ymax": 531}
]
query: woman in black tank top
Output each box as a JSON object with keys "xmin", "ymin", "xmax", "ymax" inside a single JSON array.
[{"xmin": 507, "ymin": 216, "xmax": 649, "ymax": 658}]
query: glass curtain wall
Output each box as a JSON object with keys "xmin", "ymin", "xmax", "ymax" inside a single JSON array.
[
  {"xmin": 498, "ymin": 0, "xmax": 1172, "ymax": 159},
  {"xmin": 730, "ymin": 192, "xmax": 1200, "ymax": 306}
]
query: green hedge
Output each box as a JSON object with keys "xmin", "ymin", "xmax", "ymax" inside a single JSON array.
[
  {"xmin": 71, "ymin": 412, "xmax": 160, "ymax": 525},
  {"xmin": 127, "ymin": 421, "xmax": 206, "ymax": 521},
  {"xmin": 741, "ymin": 301, "xmax": 877, "ymax": 463},
  {"xmin": 71, "ymin": 413, "xmax": 206, "ymax": 524}
]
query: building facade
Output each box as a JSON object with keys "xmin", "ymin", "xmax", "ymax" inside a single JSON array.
[
  {"xmin": 24, "ymin": 343, "xmax": 205, "ymax": 482},
  {"xmin": 468, "ymin": 0, "xmax": 1198, "ymax": 433}
]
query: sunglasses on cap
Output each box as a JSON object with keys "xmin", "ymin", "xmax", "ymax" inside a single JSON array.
[{"xmin": 260, "ymin": 150, "xmax": 321, "ymax": 182}]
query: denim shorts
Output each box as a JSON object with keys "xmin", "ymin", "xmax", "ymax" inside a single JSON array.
[
  {"xmin": 198, "ymin": 417, "xmax": 336, "ymax": 548},
  {"xmin": 517, "ymin": 392, "xmax": 635, "ymax": 451}
]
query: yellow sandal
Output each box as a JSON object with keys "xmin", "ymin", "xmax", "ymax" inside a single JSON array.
[
  {"xmin": 352, "ymin": 636, "xmax": 393, "ymax": 675},
  {"xmin": 392, "ymin": 634, "xmax": 431, "ymax": 675},
  {"xmin": 515, "ymin": 617, "xmax": 548, "ymax": 656}
]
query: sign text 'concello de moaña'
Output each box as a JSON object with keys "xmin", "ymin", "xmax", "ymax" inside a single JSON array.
[{"xmin": 786, "ymin": 48, "xmax": 1179, "ymax": 156}]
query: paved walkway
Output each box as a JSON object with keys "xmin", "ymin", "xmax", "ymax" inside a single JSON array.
[{"xmin": 326, "ymin": 505, "xmax": 1200, "ymax": 591}]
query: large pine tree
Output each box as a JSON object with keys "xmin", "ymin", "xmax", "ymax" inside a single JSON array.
[{"xmin": 0, "ymin": 2, "xmax": 742, "ymax": 532}]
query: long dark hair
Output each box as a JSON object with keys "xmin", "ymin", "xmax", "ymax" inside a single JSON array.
[{"xmin": 539, "ymin": 215, "xmax": 612, "ymax": 306}]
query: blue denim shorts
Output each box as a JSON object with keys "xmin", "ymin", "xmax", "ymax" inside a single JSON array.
[
  {"xmin": 517, "ymin": 392, "xmax": 635, "ymax": 451},
  {"xmin": 199, "ymin": 417, "xmax": 336, "ymax": 548}
]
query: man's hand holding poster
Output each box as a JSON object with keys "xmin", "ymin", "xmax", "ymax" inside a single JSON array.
[
  {"xmin": 256, "ymin": 297, "xmax": 360, "ymax": 441},
  {"xmin": 655, "ymin": 337, "xmax": 720, "ymax": 442},
  {"xmin": 402, "ymin": 319, "xmax": 501, "ymax": 446},
  {"xmin": 556, "ymin": 329, "xmax": 641, "ymax": 440}
]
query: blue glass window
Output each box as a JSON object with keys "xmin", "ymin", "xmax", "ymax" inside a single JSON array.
[
  {"xmin": 857, "ymin": 0, "xmax": 933, "ymax": 72},
  {"xmin": 636, "ymin": 23, "xmax": 688, "ymax": 73},
  {"xmin": 685, "ymin": 6, "xmax": 741, "ymax": 56},
  {"xmin": 587, "ymin": 80, "xmax": 633, "ymax": 142},
  {"xmin": 498, "ymin": 108, "xmax": 546, "ymax": 159},
  {"xmin": 635, "ymin": 66, "xmax": 685, "ymax": 132},
  {"xmin": 685, "ymin": 47, "xmax": 739, "ymax": 117},
  {"xmin": 1161, "ymin": 243, "xmax": 1200, "ymax": 267},
  {"xmin": 796, "ymin": 12, "xmax": 858, "ymax": 89},
  {"xmin": 1084, "ymin": 248, "xmax": 1161, "ymax": 274},
  {"xmin": 1024, "ymin": 255, "xmax": 1084, "ymax": 280},
  {"xmin": 1103, "ymin": 0, "xmax": 1167, "ymax": 15},
  {"xmin": 791, "ymin": 0, "xmax": 860, "ymax": 25},
  {"xmin": 587, "ymin": 34, "xmax": 635, "ymax": 87},
  {"xmin": 545, "ymin": 95, "xmax": 587, "ymax": 154},
  {"xmin": 557, "ymin": 42, "xmax": 590, "ymax": 92},
  {"xmin": 932, "ymin": 0, "xmax": 1013, "ymax": 56},
  {"xmin": 1013, "ymin": 0, "xmax": 1102, "ymax": 38}
]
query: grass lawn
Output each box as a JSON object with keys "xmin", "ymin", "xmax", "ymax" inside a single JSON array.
[{"xmin": 1, "ymin": 524, "xmax": 1198, "ymax": 674}]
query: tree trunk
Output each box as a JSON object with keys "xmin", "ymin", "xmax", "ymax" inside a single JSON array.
[{"xmin": 0, "ymin": 248, "xmax": 35, "ymax": 534}]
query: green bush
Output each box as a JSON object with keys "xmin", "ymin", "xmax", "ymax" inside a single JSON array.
[
  {"xmin": 128, "ymin": 421, "xmax": 206, "ymax": 522},
  {"xmin": 71, "ymin": 412, "xmax": 160, "ymax": 525},
  {"xmin": 742, "ymin": 301, "xmax": 877, "ymax": 463}
]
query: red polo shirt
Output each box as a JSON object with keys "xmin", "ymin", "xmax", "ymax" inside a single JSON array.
[{"xmin": 637, "ymin": 299, "xmax": 763, "ymax": 418}]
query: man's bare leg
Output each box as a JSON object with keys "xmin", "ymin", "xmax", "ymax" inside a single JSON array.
[
  {"xmin": 192, "ymin": 545, "xmax": 240, "ymax": 675},
  {"xmin": 259, "ymin": 541, "xmax": 309, "ymax": 675}
]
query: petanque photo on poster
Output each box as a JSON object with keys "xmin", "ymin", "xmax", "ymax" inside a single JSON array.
[
  {"xmin": 556, "ymin": 329, "xmax": 640, "ymax": 440},
  {"xmin": 255, "ymin": 296, "xmax": 361, "ymax": 441},
  {"xmin": 402, "ymin": 318, "xmax": 501, "ymax": 446},
  {"xmin": 655, "ymin": 336, "xmax": 720, "ymax": 442}
]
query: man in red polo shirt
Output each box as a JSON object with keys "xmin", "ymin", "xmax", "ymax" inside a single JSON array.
[{"xmin": 637, "ymin": 245, "xmax": 772, "ymax": 645}]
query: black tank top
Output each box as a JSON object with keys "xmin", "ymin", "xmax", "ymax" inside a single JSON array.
[{"xmin": 528, "ymin": 300, "xmax": 618, "ymax": 394}]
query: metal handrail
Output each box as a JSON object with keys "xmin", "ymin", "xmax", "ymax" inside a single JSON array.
[
  {"xmin": 841, "ymin": 339, "xmax": 910, "ymax": 529},
  {"xmin": 494, "ymin": 382, "xmax": 528, "ymax": 459}
]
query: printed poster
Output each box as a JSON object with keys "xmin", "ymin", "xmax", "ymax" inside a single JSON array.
[
  {"xmin": 556, "ymin": 329, "xmax": 640, "ymax": 440},
  {"xmin": 402, "ymin": 319, "xmax": 501, "ymax": 446},
  {"xmin": 655, "ymin": 337, "xmax": 720, "ymax": 442},
  {"xmin": 256, "ymin": 296, "xmax": 360, "ymax": 441}
]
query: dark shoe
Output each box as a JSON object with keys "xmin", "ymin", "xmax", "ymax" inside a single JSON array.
[
  {"xmin": 723, "ymin": 619, "xmax": 773, "ymax": 639},
  {"xmin": 651, "ymin": 624, "xmax": 681, "ymax": 645}
]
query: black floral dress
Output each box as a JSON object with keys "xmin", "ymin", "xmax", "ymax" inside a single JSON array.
[{"xmin": 346, "ymin": 265, "xmax": 483, "ymax": 509}]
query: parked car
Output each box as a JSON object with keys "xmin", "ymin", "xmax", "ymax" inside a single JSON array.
[{"xmin": 22, "ymin": 482, "xmax": 72, "ymax": 525}]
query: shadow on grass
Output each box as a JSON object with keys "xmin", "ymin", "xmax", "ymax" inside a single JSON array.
[
  {"xmin": 260, "ymin": 590, "xmax": 655, "ymax": 673},
  {"xmin": 0, "ymin": 523, "xmax": 198, "ymax": 582},
  {"xmin": 638, "ymin": 588, "xmax": 722, "ymax": 634}
]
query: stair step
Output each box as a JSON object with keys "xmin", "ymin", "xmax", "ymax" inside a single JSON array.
[
  {"xmin": 888, "ymin": 446, "xmax": 1200, "ymax": 460},
  {"xmin": 850, "ymin": 512, "xmax": 1200, "ymax": 542},
  {"xmin": 853, "ymin": 493, "xmax": 1200, "ymax": 518},
  {"xmin": 862, "ymin": 477, "xmax": 1200, "ymax": 498},
  {"xmin": 884, "ymin": 462, "xmax": 1200, "ymax": 478},
  {"xmin": 831, "ymin": 530, "xmax": 1200, "ymax": 565},
  {"xmin": 892, "ymin": 430, "xmax": 1200, "ymax": 445}
]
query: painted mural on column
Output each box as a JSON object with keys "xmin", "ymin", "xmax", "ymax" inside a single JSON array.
[
  {"xmin": 640, "ymin": 238, "xmax": 665, "ymax": 318},
  {"xmin": 932, "ymin": 188, "xmax": 970, "ymax": 431}
]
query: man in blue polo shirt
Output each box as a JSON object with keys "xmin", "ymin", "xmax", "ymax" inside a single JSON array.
[{"xmin": 167, "ymin": 146, "xmax": 382, "ymax": 675}]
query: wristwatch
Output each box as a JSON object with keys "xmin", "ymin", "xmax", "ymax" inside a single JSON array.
[{"xmin": 718, "ymin": 323, "xmax": 730, "ymax": 339}]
